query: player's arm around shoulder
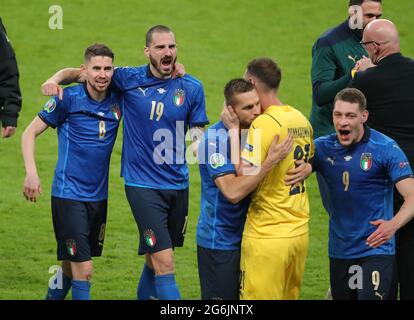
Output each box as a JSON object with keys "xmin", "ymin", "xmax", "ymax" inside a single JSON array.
[{"xmin": 41, "ymin": 68, "xmax": 84, "ymax": 99}]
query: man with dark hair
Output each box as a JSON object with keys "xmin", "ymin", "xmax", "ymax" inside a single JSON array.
[
  {"xmin": 0, "ymin": 17, "xmax": 22, "ymax": 138},
  {"xmin": 237, "ymin": 58, "xmax": 314, "ymax": 299},
  {"xmin": 310, "ymin": 0, "xmax": 382, "ymax": 138},
  {"xmin": 350, "ymin": 19, "xmax": 414, "ymax": 300},
  {"xmin": 41, "ymin": 25, "xmax": 208, "ymax": 300},
  {"xmin": 311, "ymin": 87, "xmax": 414, "ymax": 300},
  {"xmin": 196, "ymin": 78, "xmax": 292, "ymax": 300},
  {"xmin": 22, "ymin": 43, "xmax": 120, "ymax": 300}
]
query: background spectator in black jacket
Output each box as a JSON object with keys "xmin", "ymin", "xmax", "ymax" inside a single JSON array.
[{"xmin": 0, "ymin": 17, "xmax": 22, "ymax": 138}]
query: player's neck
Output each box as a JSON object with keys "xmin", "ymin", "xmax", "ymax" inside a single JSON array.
[
  {"xmin": 87, "ymin": 84, "xmax": 107, "ymax": 102},
  {"xmin": 260, "ymin": 94, "xmax": 283, "ymax": 111}
]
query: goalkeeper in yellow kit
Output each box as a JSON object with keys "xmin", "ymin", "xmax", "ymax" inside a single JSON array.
[{"xmin": 238, "ymin": 58, "xmax": 314, "ymax": 300}]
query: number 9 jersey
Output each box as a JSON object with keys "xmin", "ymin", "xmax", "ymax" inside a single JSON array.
[{"xmin": 241, "ymin": 105, "xmax": 314, "ymax": 238}]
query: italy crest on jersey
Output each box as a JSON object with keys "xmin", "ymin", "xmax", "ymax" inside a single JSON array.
[
  {"xmin": 43, "ymin": 98, "xmax": 56, "ymax": 113},
  {"xmin": 111, "ymin": 104, "xmax": 121, "ymax": 121},
  {"xmin": 173, "ymin": 89, "xmax": 185, "ymax": 107},
  {"xmin": 360, "ymin": 153, "xmax": 372, "ymax": 171}
]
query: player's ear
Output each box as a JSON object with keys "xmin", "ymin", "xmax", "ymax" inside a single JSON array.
[
  {"xmin": 144, "ymin": 46, "xmax": 150, "ymax": 58},
  {"xmin": 362, "ymin": 109, "xmax": 369, "ymax": 123},
  {"xmin": 80, "ymin": 64, "xmax": 86, "ymax": 72}
]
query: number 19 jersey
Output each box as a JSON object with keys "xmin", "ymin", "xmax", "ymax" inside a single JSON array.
[
  {"xmin": 241, "ymin": 105, "xmax": 314, "ymax": 238},
  {"xmin": 112, "ymin": 65, "xmax": 209, "ymax": 190}
]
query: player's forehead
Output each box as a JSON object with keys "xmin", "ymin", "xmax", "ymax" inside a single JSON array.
[
  {"xmin": 361, "ymin": 1, "xmax": 382, "ymax": 15},
  {"xmin": 233, "ymin": 90, "xmax": 259, "ymax": 109},
  {"xmin": 149, "ymin": 31, "xmax": 176, "ymax": 46},
  {"xmin": 333, "ymin": 100, "xmax": 360, "ymax": 114},
  {"xmin": 86, "ymin": 55, "xmax": 113, "ymax": 66}
]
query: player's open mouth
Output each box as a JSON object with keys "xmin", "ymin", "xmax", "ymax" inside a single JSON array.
[
  {"xmin": 339, "ymin": 129, "xmax": 351, "ymax": 139},
  {"xmin": 161, "ymin": 57, "xmax": 173, "ymax": 67}
]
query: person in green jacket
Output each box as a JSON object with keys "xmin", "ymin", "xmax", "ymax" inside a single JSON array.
[{"xmin": 309, "ymin": 0, "xmax": 382, "ymax": 138}]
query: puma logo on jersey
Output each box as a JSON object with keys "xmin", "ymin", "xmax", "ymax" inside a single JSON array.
[
  {"xmin": 348, "ymin": 55, "xmax": 357, "ymax": 63},
  {"xmin": 138, "ymin": 87, "xmax": 148, "ymax": 96},
  {"xmin": 326, "ymin": 157, "xmax": 335, "ymax": 165}
]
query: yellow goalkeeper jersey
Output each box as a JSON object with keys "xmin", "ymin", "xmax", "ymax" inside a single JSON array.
[{"xmin": 241, "ymin": 105, "xmax": 314, "ymax": 238}]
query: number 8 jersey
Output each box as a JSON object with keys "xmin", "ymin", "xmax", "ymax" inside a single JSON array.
[
  {"xmin": 38, "ymin": 84, "xmax": 122, "ymax": 201},
  {"xmin": 241, "ymin": 105, "xmax": 314, "ymax": 238}
]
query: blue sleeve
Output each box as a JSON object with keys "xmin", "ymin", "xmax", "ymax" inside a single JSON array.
[
  {"xmin": 38, "ymin": 95, "xmax": 68, "ymax": 128},
  {"xmin": 189, "ymin": 84, "xmax": 209, "ymax": 127},
  {"xmin": 384, "ymin": 141, "xmax": 414, "ymax": 184},
  {"xmin": 199, "ymin": 130, "xmax": 235, "ymax": 180}
]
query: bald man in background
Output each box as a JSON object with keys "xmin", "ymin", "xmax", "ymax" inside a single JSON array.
[{"xmin": 350, "ymin": 19, "xmax": 414, "ymax": 300}]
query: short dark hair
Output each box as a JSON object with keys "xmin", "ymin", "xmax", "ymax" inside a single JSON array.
[
  {"xmin": 334, "ymin": 88, "xmax": 367, "ymax": 111},
  {"xmin": 146, "ymin": 25, "xmax": 173, "ymax": 46},
  {"xmin": 84, "ymin": 43, "xmax": 114, "ymax": 62},
  {"xmin": 224, "ymin": 78, "xmax": 255, "ymax": 106},
  {"xmin": 246, "ymin": 58, "xmax": 281, "ymax": 91},
  {"xmin": 349, "ymin": 0, "xmax": 381, "ymax": 6}
]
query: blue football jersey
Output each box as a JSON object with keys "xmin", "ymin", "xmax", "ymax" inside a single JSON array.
[
  {"xmin": 196, "ymin": 121, "xmax": 250, "ymax": 250},
  {"xmin": 112, "ymin": 65, "xmax": 209, "ymax": 190},
  {"xmin": 313, "ymin": 127, "xmax": 414, "ymax": 259},
  {"xmin": 38, "ymin": 84, "xmax": 121, "ymax": 201}
]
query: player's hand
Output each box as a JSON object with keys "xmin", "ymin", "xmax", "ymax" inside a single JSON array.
[
  {"xmin": 221, "ymin": 103, "xmax": 239, "ymax": 130},
  {"xmin": 265, "ymin": 133, "xmax": 293, "ymax": 167},
  {"xmin": 366, "ymin": 219, "xmax": 398, "ymax": 248},
  {"xmin": 41, "ymin": 80, "xmax": 63, "ymax": 100},
  {"xmin": 23, "ymin": 174, "xmax": 42, "ymax": 202},
  {"xmin": 355, "ymin": 56, "xmax": 375, "ymax": 72},
  {"xmin": 1, "ymin": 126, "xmax": 16, "ymax": 138},
  {"xmin": 285, "ymin": 160, "xmax": 312, "ymax": 186},
  {"xmin": 172, "ymin": 63, "xmax": 186, "ymax": 78}
]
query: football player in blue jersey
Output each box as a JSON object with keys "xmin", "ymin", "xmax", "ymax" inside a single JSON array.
[
  {"xmin": 310, "ymin": 88, "xmax": 414, "ymax": 300},
  {"xmin": 40, "ymin": 25, "xmax": 208, "ymax": 300},
  {"xmin": 22, "ymin": 44, "xmax": 121, "ymax": 300},
  {"xmin": 196, "ymin": 78, "xmax": 293, "ymax": 299}
]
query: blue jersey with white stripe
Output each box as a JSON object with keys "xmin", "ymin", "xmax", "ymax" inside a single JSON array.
[
  {"xmin": 313, "ymin": 127, "xmax": 413, "ymax": 259},
  {"xmin": 38, "ymin": 84, "xmax": 121, "ymax": 201},
  {"xmin": 196, "ymin": 121, "xmax": 249, "ymax": 250},
  {"xmin": 112, "ymin": 65, "xmax": 209, "ymax": 190}
]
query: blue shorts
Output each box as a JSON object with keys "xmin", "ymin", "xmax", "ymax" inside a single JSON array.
[
  {"xmin": 51, "ymin": 196, "xmax": 107, "ymax": 262},
  {"xmin": 125, "ymin": 186, "xmax": 189, "ymax": 255},
  {"xmin": 197, "ymin": 245, "xmax": 241, "ymax": 300},
  {"xmin": 330, "ymin": 255, "xmax": 395, "ymax": 300}
]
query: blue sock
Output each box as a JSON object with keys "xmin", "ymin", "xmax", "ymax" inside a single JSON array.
[
  {"xmin": 71, "ymin": 280, "xmax": 91, "ymax": 300},
  {"xmin": 154, "ymin": 274, "xmax": 181, "ymax": 300},
  {"xmin": 45, "ymin": 272, "xmax": 72, "ymax": 300},
  {"xmin": 137, "ymin": 264, "xmax": 157, "ymax": 300}
]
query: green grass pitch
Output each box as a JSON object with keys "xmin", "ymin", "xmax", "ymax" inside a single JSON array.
[{"xmin": 1, "ymin": 0, "xmax": 413, "ymax": 299}]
